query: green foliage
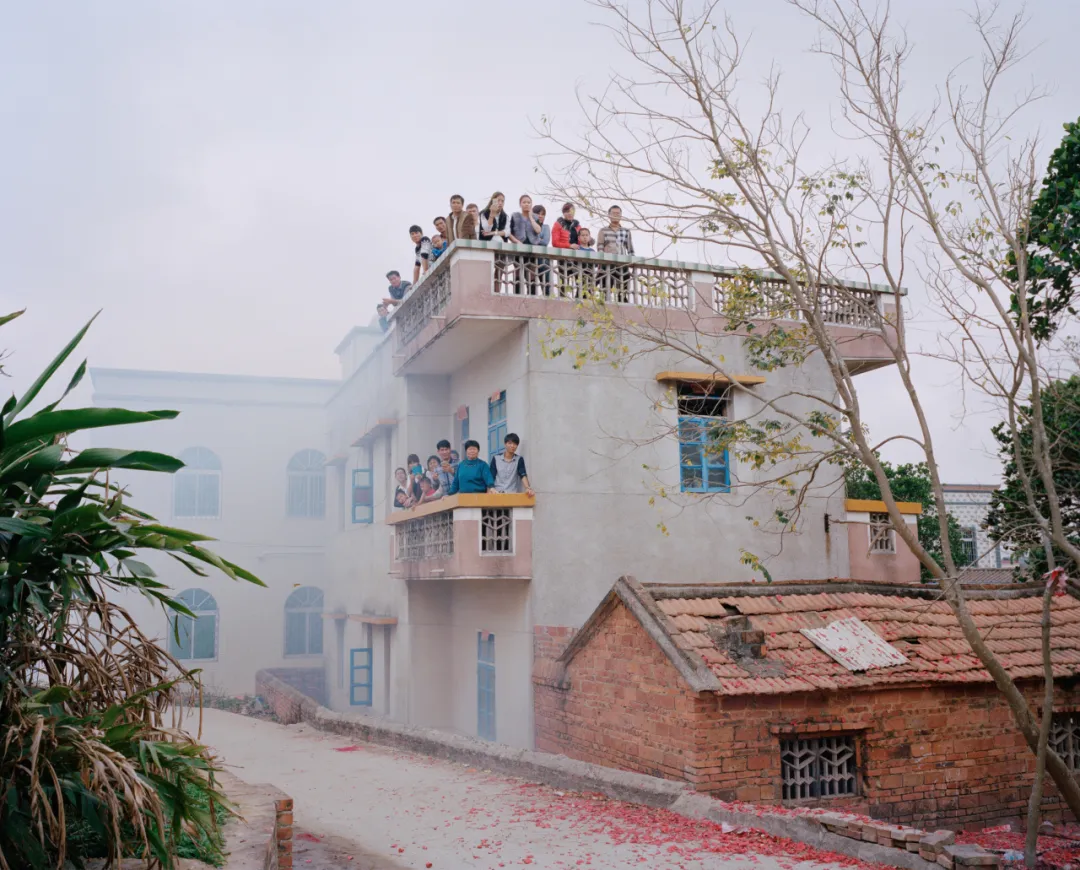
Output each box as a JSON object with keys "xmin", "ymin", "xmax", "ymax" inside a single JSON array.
[
  {"xmin": 1011, "ymin": 118, "xmax": 1080, "ymax": 342},
  {"xmin": 986, "ymin": 376, "xmax": 1080, "ymax": 578},
  {"xmin": 845, "ymin": 460, "xmax": 969, "ymax": 581},
  {"xmin": 0, "ymin": 310, "xmax": 262, "ymax": 869}
]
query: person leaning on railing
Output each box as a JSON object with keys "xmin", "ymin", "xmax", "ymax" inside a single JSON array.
[{"xmin": 448, "ymin": 440, "xmax": 494, "ymax": 494}]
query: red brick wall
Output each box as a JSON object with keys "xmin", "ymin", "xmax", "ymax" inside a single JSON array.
[
  {"xmin": 534, "ymin": 598, "xmax": 1080, "ymax": 830},
  {"xmin": 263, "ymin": 667, "xmax": 327, "ymax": 707},
  {"xmin": 257, "ymin": 669, "xmax": 321, "ymax": 724}
]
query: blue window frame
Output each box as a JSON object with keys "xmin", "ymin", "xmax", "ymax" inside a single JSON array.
[
  {"xmin": 477, "ymin": 632, "xmax": 496, "ymax": 741},
  {"xmin": 487, "ymin": 391, "xmax": 507, "ymax": 457},
  {"xmin": 352, "ymin": 468, "xmax": 373, "ymax": 524},
  {"xmin": 677, "ymin": 384, "xmax": 731, "ymax": 493},
  {"xmin": 350, "ymin": 647, "xmax": 373, "ymax": 706}
]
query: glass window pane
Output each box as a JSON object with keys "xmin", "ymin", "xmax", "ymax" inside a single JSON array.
[
  {"xmin": 678, "ymin": 418, "xmax": 704, "ymax": 443},
  {"xmin": 308, "ymin": 612, "xmax": 324, "ymax": 655},
  {"xmin": 193, "ymin": 614, "xmax": 217, "ymax": 659},
  {"xmin": 175, "ymin": 475, "xmax": 197, "ymax": 517},
  {"xmin": 285, "ymin": 612, "xmax": 307, "ymax": 655},
  {"xmin": 169, "ymin": 614, "xmax": 193, "ymax": 659},
  {"xmin": 707, "ymin": 461, "xmax": 729, "ymax": 491},
  {"xmin": 679, "ymin": 444, "xmax": 703, "ymax": 467},
  {"xmin": 681, "ymin": 467, "xmax": 703, "ymax": 490},
  {"xmin": 197, "ymin": 473, "xmax": 220, "ymax": 517}
]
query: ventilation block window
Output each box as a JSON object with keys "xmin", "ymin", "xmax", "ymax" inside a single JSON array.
[
  {"xmin": 1052, "ymin": 713, "xmax": 1080, "ymax": 771},
  {"xmin": 780, "ymin": 734, "xmax": 858, "ymax": 800}
]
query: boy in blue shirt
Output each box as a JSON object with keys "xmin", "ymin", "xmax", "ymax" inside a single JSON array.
[{"xmin": 449, "ymin": 440, "xmax": 494, "ymax": 494}]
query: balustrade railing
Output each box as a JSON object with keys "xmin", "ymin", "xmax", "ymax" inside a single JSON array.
[
  {"xmin": 493, "ymin": 248, "xmax": 692, "ymax": 310},
  {"xmin": 396, "ymin": 511, "xmax": 454, "ymax": 562},
  {"xmin": 713, "ymin": 277, "xmax": 880, "ymax": 329},
  {"xmin": 397, "ymin": 257, "xmax": 452, "ymax": 345}
]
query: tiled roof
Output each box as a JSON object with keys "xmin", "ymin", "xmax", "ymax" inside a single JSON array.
[{"xmin": 643, "ymin": 580, "xmax": 1080, "ymax": 695}]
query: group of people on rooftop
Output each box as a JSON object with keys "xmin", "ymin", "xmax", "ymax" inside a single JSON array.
[
  {"xmin": 394, "ymin": 433, "xmax": 533, "ymax": 510},
  {"xmin": 377, "ymin": 194, "xmax": 636, "ymax": 331}
]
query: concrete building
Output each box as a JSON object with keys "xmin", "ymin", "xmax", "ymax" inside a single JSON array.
[
  {"xmin": 942, "ymin": 484, "xmax": 1015, "ymax": 570},
  {"xmin": 92, "ymin": 240, "xmax": 900, "ymax": 748}
]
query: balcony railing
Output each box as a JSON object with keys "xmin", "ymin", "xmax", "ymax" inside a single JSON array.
[
  {"xmin": 386, "ymin": 493, "xmax": 534, "ymax": 580},
  {"xmin": 388, "ymin": 241, "xmax": 895, "ymax": 370},
  {"xmin": 492, "ymin": 248, "xmax": 693, "ymax": 309},
  {"xmin": 397, "ymin": 255, "xmax": 453, "ymax": 345}
]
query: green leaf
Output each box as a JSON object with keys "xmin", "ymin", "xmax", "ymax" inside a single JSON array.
[
  {"xmin": 122, "ymin": 559, "xmax": 156, "ymax": 579},
  {"xmin": 6, "ymin": 407, "xmax": 179, "ymax": 445},
  {"xmin": 5, "ymin": 311, "xmax": 99, "ymax": 424},
  {"xmin": 61, "ymin": 447, "xmax": 184, "ymax": 474},
  {"xmin": 0, "ymin": 517, "xmax": 48, "ymax": 537},
  {"xmin": 38, "ymin": 358, "xmax": 87, "ymax": 414}
]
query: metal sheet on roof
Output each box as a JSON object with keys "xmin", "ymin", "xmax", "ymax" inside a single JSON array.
[{"xmin": 800, "ymin": 617, "xmax": 908, "ymax": 671}]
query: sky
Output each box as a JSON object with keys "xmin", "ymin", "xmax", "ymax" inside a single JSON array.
[{"xmin": 0, "ymin": 0, "xmax": 1076, "ymax": 482}]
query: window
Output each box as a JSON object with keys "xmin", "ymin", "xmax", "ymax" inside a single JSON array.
[
  {"xmin": 286, "ymin": 450, "xmax": 326, "ymax": 518},
  {"xmin": 284, "ymin": 586, "xmax": 324, "ymax": 656},
  {"xmin": 677, "ymin": 383, "xmax": 730, "ymax": 493},
  {"xmin": 960, "ymin": 526, "xmax": 978, "ymax": 565},
  {"xmin": 481, "ymin": 508, "xmax": 512, "ymax": 553},
  {"xmin": 168, "ymin": 588, "xmax": 218, "ymax": 661},
  {"xmin": 461, "ymin": 406, "xmax": 470, "ymax": 447},
  {"xmin": 1051, "ymin": 713, "xmax": 1080, "ymax": 770},
  {"xmin": 869, "ymin": 513, "xmax": 895, "ymax": 553},
  {"xmin": 780, "ymin": 734, "xmax": 857, "ymax": 800},
  {"xmin": 352, "ymin": 467, "xmax": 373, "ymax": 524},
  {"xmin": 487, "ymin": 391, "xmax": 507, "ymax": 457},
  {"xmin": 477, "ymin": 632, "xmax": 496, "ymax": 741},
  {"xmin": 174, "ymin": 447, "xmax": 221, "ymax": 518}
]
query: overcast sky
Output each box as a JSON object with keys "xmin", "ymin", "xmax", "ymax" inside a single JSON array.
[{"xmin": 0, "ymin": 0, "xmax": 1076, "ymax": 482}]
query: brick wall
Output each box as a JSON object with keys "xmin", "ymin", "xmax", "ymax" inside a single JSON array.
[
  {"xmin": 264, "ymin": 795, "xmax": 294, "ymax": 870},
  {"xmin": 257, "ymin": 668, "xmax": 322, "ymax": 724},
  {"xmin": 263, "ymin": 666, "xmax": 327, "ymax": 707},
  {"xmin": 534, "ymin": 597, "xmax": 1080, "ymax": 830}
]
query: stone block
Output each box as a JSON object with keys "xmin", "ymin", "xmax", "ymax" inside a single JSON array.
[
  {"xmin": 921, "ymin": 830, "xmax": 956, "ymax": 853},
  {"xmin": 945, "ymin": 845, "xmax": 999, "ymax": 867},
  {"xmin": 937, "ymin": 854, "xmax": 954, "ymax": 869}
]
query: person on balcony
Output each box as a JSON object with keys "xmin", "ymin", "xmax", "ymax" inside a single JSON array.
[
  {"xmin": 410, "ymin": 225, "xmax": 432, "ymax": 283},
  {"xmin": 433, "ymin": 215, "xmax": 448, "ymax": 240},
  {"xmin": 383, "ymin": 270, "xmax": 411, "ymax": 307},
  {"xmin": 417, "ymin": 475, "xmax": 442, "ymax": 504},
  {"xmin": 426, "ymin": 455, "xmax": 446, "ymax": 493},
  {"xmin": 446, "ymin": 195, "xmax": 476, "ymax": 244},
  {"xmin": 490, "ymin": 433, "xmax": 534, "ymax": 496},
  {"xmin": 393, "ymin": 468, "xmax": 416, "ymax": 509},
  {"xmin": 377, "ymin": 303, "xmax": 390, "ymax": 333},
  {"xmin": 552, "ymin": 203, "xmax": 581, "ymax": 249},
  {"xmin": 435, "ymin": 439, "xmax": 457, "ymax": 492},
  {"xmin": 596, "ymin": 205, "xmax": 634, "ymax": 301},
  {"xmin": 479, "ymin": 192, "xmax": 510, "ymax": 245},
  {"xmin": 449, "ymin": 440, "xmax": 494, "ymax": 494},
  {"xmin": 532, "ymin": 205, "xmax": 552, "ymax": 295},
  {"xmin": 576, "ymin": 227, "xmax": 595, "ymax": 252},
  {"xmin": 430, "ymin": 234, "xmax": 448, "ymax": 262},
  {"xmin": 465, "ymin": 204, "xmax": 481, "ymax": 239},
  {"xmin": 510, "ymin": 195, "xmax": 544, "ymax": 246}
]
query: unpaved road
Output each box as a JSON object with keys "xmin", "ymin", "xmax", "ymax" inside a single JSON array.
[{"xmin": 198, "ymin": 709, "xmax": 877, "ymax": 870}]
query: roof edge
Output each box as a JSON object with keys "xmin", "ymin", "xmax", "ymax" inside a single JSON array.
[{"xmin": 554, "ymin": 575, "xmax": 722, "ymax": 693}]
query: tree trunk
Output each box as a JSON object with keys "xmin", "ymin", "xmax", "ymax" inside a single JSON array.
[{"xmin": 1026, "ymin": 581, "xmax": 1055, "ymax": 867}]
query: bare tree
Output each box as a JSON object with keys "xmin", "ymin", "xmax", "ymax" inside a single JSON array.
[{"xmin": 535, "ymin": 0, "xmax": 1080, "ymax": 841}]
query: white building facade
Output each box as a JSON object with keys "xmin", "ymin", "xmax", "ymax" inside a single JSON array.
[{"xmin": 92, "ymin": 242, "xmax": 904, "ymax": 748}]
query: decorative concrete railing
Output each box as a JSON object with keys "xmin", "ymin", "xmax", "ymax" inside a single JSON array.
[
  {"xmin": 387, "ymin": 493, "xmax": 534, "ymax": 580},
  {"xmin": 396, "ymin": 254, "xmax": 453, "ymax": 345},
  {"xmin": 712, "ymin": 275, "xmax": 882, "ymax": 330},
  {"xmin": 389, "ymin": 241, "xmax": 894, "ymax": 364},
  {"xmin": 492, "ymin": 247, "xmax": 693, "ymax": 309}
]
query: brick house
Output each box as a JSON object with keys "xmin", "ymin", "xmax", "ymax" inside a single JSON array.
[{"xmin": 533, "ymin": 576, "xmax": 1080, "ymax": 830}]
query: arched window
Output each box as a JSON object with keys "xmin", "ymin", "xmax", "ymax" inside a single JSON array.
[
  {"xmin": 284, "ymin": 586, "xmax": 324, "ymax": 656},
  {"xmin": 174, "ymin": 447, "xmax": 222, "ymax": 518},
  {"xmin": 286, "ymin": 450, "xmax": 326, "ymax": 518},
  {"xmin": 168, "ymin": 588, "xmax": 218, "ymax": 661}
]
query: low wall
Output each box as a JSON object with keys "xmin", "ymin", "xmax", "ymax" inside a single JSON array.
[
  {"xmin": 254, "ymin": 669, "xmax": 1002, "ymax": 870},
  {"xmin": 261, "ymin": 667, "xmax": 327, "ymax": 715}
]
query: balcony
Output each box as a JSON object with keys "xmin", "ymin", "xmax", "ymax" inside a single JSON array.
[
  {"xmin": 386, "ymin": 493, "xmax": 534, "ymax": 581},
  {"xmin": 388, "ymin": 240, "xmax": 897, "ymax": 375}
]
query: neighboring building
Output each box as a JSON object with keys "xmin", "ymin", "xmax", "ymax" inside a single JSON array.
[
  {"xmin": 533, "ymin": 575, "xmax": 1080, "ymax": 829},
  {"xmin": 88, "ymin": 368, "xmax": 337, "ymax": 697},
  {"xmin": 93, "ymin": 241, "xmax": 902, "ymax": 749},
  {"xmin": 942, "ymin": 484, "xmax": 1015, "ymax": 569}
]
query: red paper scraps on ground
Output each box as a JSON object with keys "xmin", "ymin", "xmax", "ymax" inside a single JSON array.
[{"xmin": 334, "ymin": 745, "xmax": 362, "ymax": 752}]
